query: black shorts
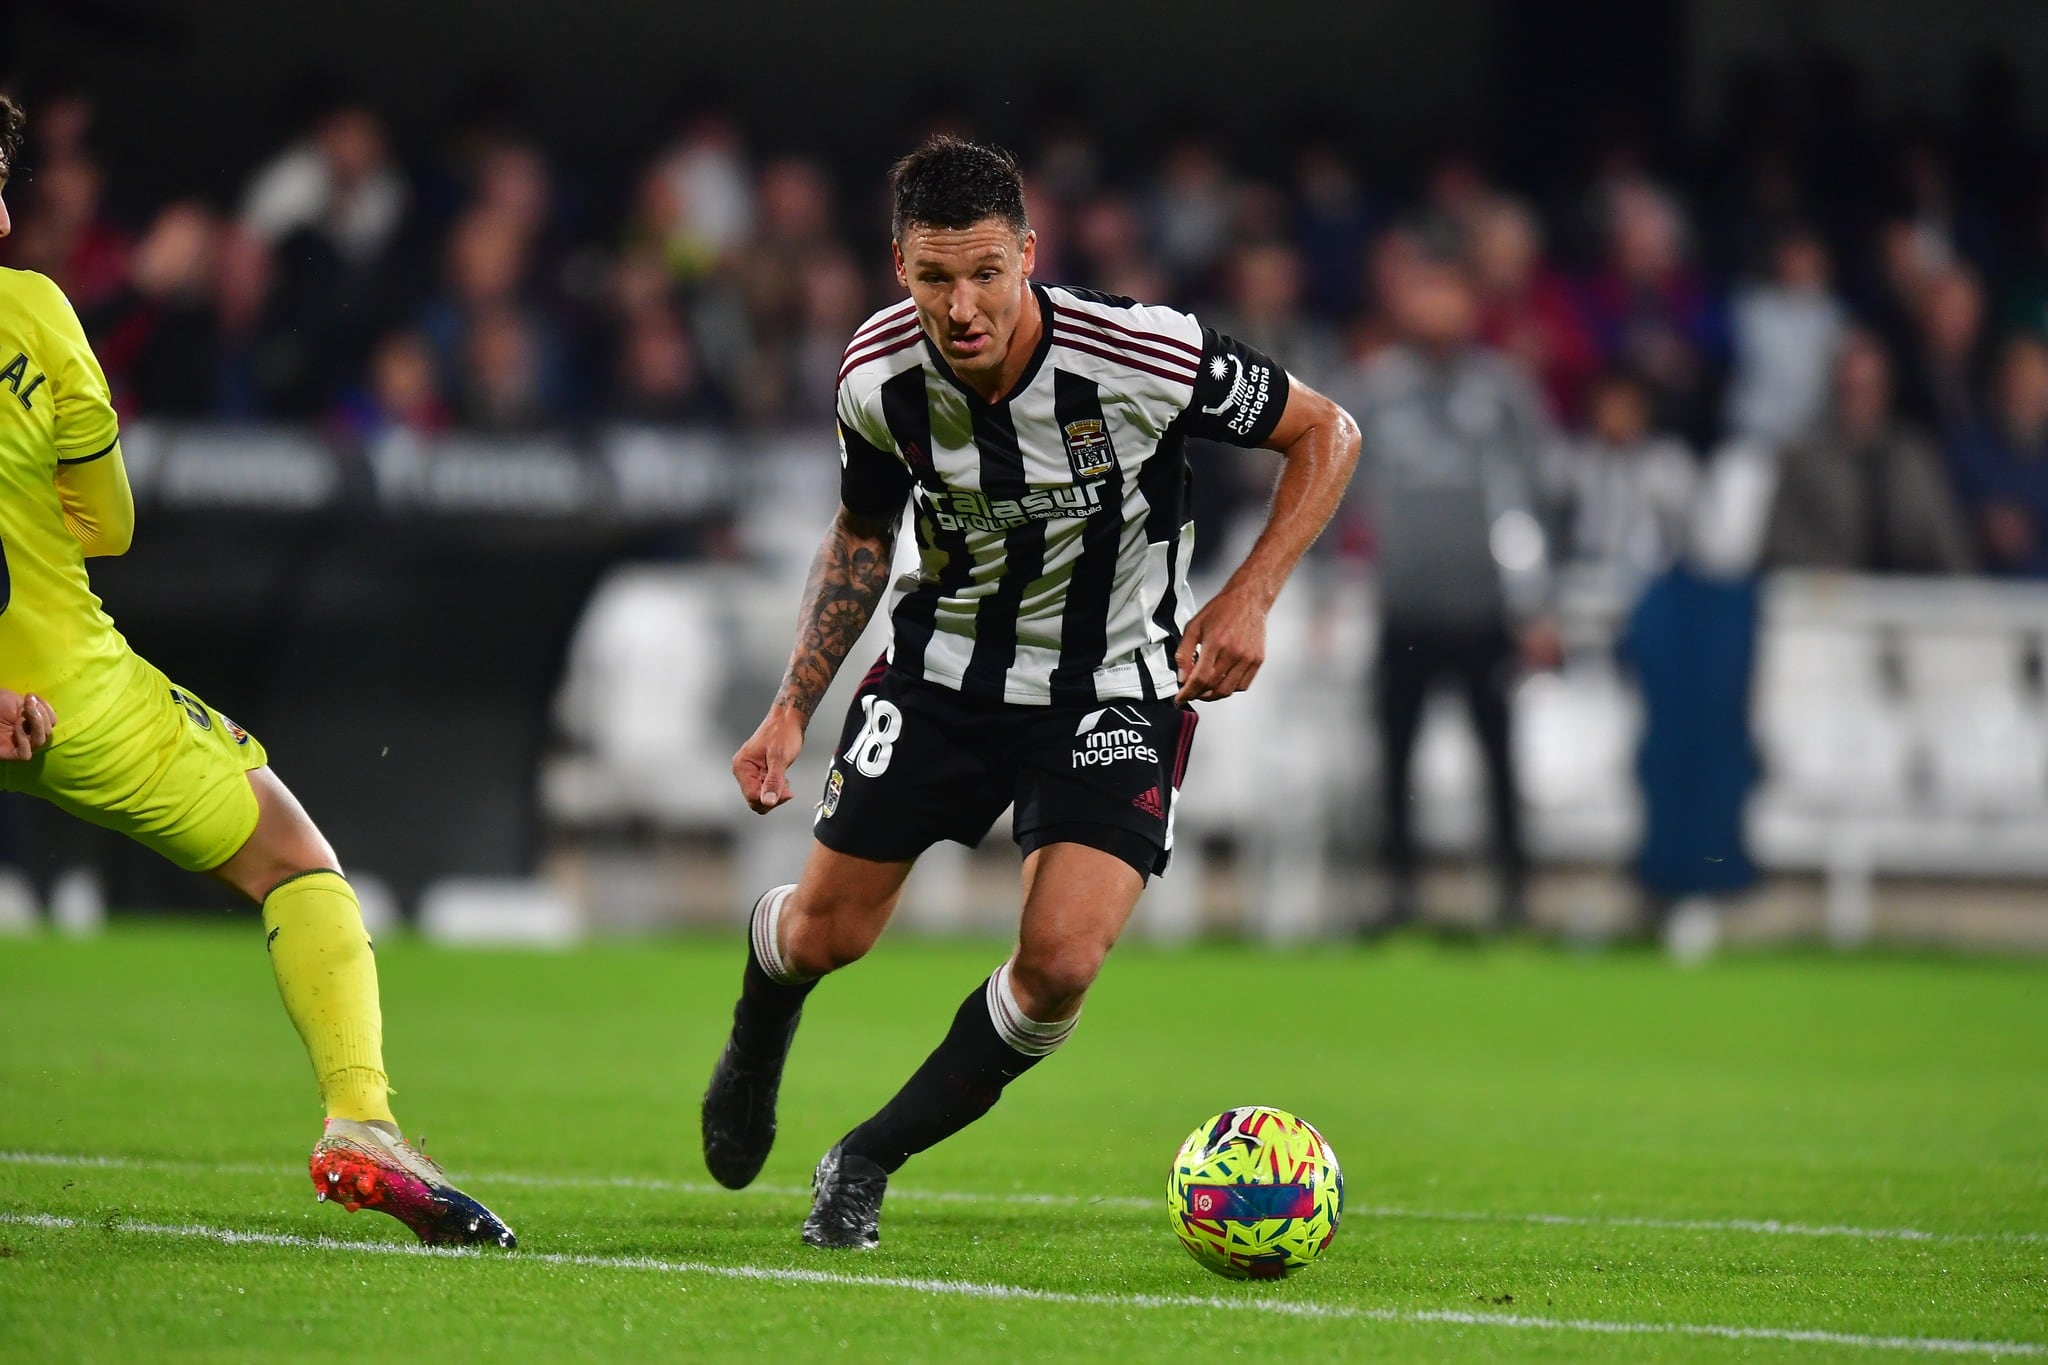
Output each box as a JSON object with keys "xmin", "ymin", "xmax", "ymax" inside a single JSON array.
[{"xmin": 810, "ymin": 661, "xmax": 1199, "ymax": 878}]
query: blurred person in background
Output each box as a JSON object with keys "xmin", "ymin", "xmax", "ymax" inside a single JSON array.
[
  {"xmin": 89, "ymin": 202, "xmax": 223, "ymax": 418},
  {"xmin": 1207, "ymin": 239, "xmax": 1340, "ymax": 390},
  {"xmin": 1579, "ymin": 182, "xmax": 1724, "ymax": 444},
  {"xmin": 1292, "ymin": 142, "xmax": 1375, "ymax": 322},
  {"xmin": 784, "ymin": 246, "xmax": 870, "ymax": 426},
  {"xmin": 1558, "ymin": 369, "xmax": 1698, "ymax": 595},
  {"xmin": 328, "ymin": 329, "xmax": 450, "ymax": 441},
  {"xmin": 1723, "ymin": 224, "xmax": 1846, "ymax": 446},
  {"xmin": 240, "ymin": 100, "xmax": 406, "ymax": 269},
  {"xmin": 1150, "ymin": 138, "xmax": 1233, "ymax": 295},
  {"xmin": 0, "ymin": 151, "xmax": 129, "ymax": 315},
  {"xmin": 1468, "ymin": 198, "xmax": 1598, "ymax": 425},
  {"xmin": 1947, "ymin": 332, "xmax": 2048, "ymax": 577},
  {"xmin": 1899, "ymin": 263, "xmax": 1991, "ymax": 438},
  {"xmin": 609, "ymin": 302, "xmax": 727, "ymax": 425},
  {"xmin": 237, "ymin": 99, "xmax": 411, "ymax": 416},
  {"xmin": 645, "ymin": 109, "xmax": 755, "ymax": 283},
  {"xmin": 418, "ymin": 206, "xmax": 565, "ymax": 421},
  {"xmin": 1763, "ymin": 331, "xmax": 1975, "ymax": 573},
  {"xmin": 1336, "ymin": 244, "xmax": 1559, "ymax": 933},
  {"xmin": 456, "ymin": 303, "xmax": 554, "ymax": 431}
]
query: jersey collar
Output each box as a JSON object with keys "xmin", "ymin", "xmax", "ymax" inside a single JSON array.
[{"xmin": 924, "ymin": 282, "xmax": 1054, "ymax": 409}]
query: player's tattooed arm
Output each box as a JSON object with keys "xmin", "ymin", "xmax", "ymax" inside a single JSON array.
[{"xmin": 772, "ymin": 506, "xmax": 899, "ymax": 720}]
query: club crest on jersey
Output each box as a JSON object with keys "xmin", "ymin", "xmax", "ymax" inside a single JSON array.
[
  {"xmin": 820, "ymin": 767, "xmax": 845, "ymax": 820},
  {"xmin": 1061, "ymin": 417, "xmax": 1117, "ymax": 480}
]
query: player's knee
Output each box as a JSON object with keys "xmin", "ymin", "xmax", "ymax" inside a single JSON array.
[
  {"xmin": 781, "ymin": 897, "xmax": 880, "ymax": 977},
  {"xmin": 1009, "ymin": 946, "xmax": 1106, "ymax": 1018}
]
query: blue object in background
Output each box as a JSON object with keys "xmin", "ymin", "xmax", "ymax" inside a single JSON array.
[{"xmin": 1620, "ymin": 566, "xmax": 1761, "ymax": 897}]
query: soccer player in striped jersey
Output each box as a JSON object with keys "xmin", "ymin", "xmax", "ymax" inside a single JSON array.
[
  {"xmin": 703, "ymin": 136, "xmax": 1360, "ymax": 1248},
  {"xmin": 0, "ymin": 96, "xmax": 512, "ymax": 1248}
]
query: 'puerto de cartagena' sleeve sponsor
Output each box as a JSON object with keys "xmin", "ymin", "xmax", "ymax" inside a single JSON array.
[{"xmin": 1178, "ymin": 327, "xmax": 1290, "ymax": 446}]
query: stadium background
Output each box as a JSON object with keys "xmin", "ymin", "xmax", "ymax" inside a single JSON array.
[{"xmin": 6, "ymin": 0, "xmax": 2048, "ymax": 954}]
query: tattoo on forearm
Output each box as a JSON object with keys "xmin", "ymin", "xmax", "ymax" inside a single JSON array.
[{"xmin": 774, "ymin": 512, "xmax": 896, "ymax": 718}]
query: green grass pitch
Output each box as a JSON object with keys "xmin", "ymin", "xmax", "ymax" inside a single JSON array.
[{"xmin": 1, "ymin": 923, "xmax": 2043, "ymax": 1361}]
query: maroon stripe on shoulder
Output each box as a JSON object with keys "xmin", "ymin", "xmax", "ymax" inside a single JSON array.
[
  {"xmin": 841, "ymin": 317, "xmax": 919, "ymax": 364},
  {"xmin": 848, "ymin": 302, "xmax": 917, "ymax": 348},
  {"xmin": 1053, "ymin": 321, "xmax": 1202, "ymax": 377},
  {"xmin": 1051, "ymin": 335, "xmax": 1198, "ymax": 387},
  {"xmin": 839, "ymin": 331, "xmax": 925, "ymax": 386},
  {"xmin": 1059, "ymin": 304, "xmax": 1203, "ymax": 359}
]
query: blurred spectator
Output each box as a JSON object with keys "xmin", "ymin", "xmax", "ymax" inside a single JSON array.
[
  {"xmin": 458, "ymin": 304, "xmax": 551, "ymax": 432},
  {"xmin": 1558, "ymin": 370, "xmax": 1698, "ymax": 593},
  {"xmin": 240, "ymin": 103, "xmax": 406, "ymax": 268},
  {"xmin": 1899, "ymin": 264, "xmax": 1991, "ymax": 437},
  {"xmin": 1336, "ymin": 249, "xmax": 1557, "ymax": 932},
  {"xmin": 1723, "ymin": 225, "xmax": 1846, "ymax": 445},
  {"xmin": 1947, "ymin": 333, "xmax": 2048, "ymax": 577},
  {"xmin": 610, "ymin": 305, "xmax": 727, "ymax": 425},
  {"xmin": 329, "ymin": 330, "xmax": 451, "ymax": 441},
  {"xmin": 784, "ymin": 247, "xmax": 869, "ymax": 424},
  {"xmin": 418, "ymin": 207, "xmax": 565, "ymax": 419},
  {"xmin": 1579, "ymin": 183, "xmax": 1725, "ymax": 443},
  {"xmin": 91, "ymin": 202, "xmax": 223, "ymax": 417},
  {"xmin": 643, "ymin": 111, "xmax": 754, "ymax": 282},
  {"xmin": 1762, "ymin": 332, "xmax": 1975, "ymax": 573},
  {"xmin": 1292, "ymin": 144, "xmax": 1375, "ymax": 321},
  {"xmin": 1207, "ymin": 240, "xmax": 1340, "ymax": 389},
  {"xmin": 1151, "ymin": 140, "xmax": 1233, "ymax": 293},
  {"xmin": 2, "ymin": 154, "xmax": 129, "ymax": 313},
  {"xmin": 1468, "ymin": 198, "xmax": 1599, "ymax": 424}
]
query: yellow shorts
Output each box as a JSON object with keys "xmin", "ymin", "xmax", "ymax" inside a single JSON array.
[{"xmin": 0, "ymin": 654, "xmax": 271, "ymax": 872}]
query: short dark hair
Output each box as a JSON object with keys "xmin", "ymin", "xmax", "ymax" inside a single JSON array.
[
  {"xmin": 0, "ymin": 94, "xmax": 23, "ymax": 182},
  {"xmin": 888, "ymin": 134, "xmax": 1027, "ymax": 241}
]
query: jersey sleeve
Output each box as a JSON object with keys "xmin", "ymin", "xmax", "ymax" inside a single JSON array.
[
  {"xmin": 55, "ymin": 444, "xmax": 135, "ymax": 558},
  {"xmin": 1177, "ymin": 327, "xmax": 1291, "ymax": 446},
  {"xmin": 836, "ymin": 386, "xmax": 913, "ymax": 519},
  {"xmin": 28, "ymin": 274, "xmax": 121, "ymax": 464}
]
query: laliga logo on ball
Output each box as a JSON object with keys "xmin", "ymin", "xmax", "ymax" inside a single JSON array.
[{"xmin": 1194, "ymin": 1192, "xmax": 1215, "ymax": 1213}]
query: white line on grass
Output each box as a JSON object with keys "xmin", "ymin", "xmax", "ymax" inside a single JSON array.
[
  {"xmin": 0, "ymin": 1209, "xmax": 2038, "ymax": 1358},
  {"xmin": 5, "ymin": 1148, "xmax": 2043, "ymax": 1248}
]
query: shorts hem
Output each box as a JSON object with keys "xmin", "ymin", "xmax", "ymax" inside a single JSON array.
[{"xmin": 1015, "ymin": 822, "xmax": 1164, "ymax": 879}]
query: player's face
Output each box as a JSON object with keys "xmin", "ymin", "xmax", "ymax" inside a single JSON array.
[{"xmin": 894, "ymin": 219, "xmax": 1036, "ymax": 380}]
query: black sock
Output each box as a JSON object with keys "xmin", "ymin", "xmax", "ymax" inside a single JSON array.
[
  {"xmin": 838, "ymin": 975, "xmax": 1051, "ymax": 1174},
  {"xmin": 729, "ymin": 901, "xmax": 816, "ymax": 1064}
]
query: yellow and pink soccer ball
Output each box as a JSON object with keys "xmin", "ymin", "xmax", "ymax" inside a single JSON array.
[{"xmin": 1166, "ymin": 1106, "xmax": 1344, "ymax": 1280}]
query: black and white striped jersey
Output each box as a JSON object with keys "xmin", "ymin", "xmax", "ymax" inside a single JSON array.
[{"xmin": 835, "ymin": 283, "xmax": 1290, "ymax": 706}]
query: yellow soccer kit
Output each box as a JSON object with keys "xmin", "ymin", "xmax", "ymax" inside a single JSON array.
[{"xmin": 0, "ymin": 266, "xmax": 268, "ymax": 870}]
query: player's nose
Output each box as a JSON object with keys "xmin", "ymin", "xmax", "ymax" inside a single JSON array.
[
  {"xmin": 0, "ymin": 196, "xmax": 11, "ymax": 239},
  {"xmin": 948, "ymin": 282, "xmax": 976, "ymax": 322}
]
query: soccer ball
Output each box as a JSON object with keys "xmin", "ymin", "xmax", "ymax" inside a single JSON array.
[{"xmin": 1166, "ymin": 1106, "xmax": 1343, "ymax": 1280}]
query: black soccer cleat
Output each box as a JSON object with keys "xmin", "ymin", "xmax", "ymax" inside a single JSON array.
[
  {"xmin": 802, "ymin": 1143, "xmax": 888, "ymax": 1250},
  {"xmin": 701, "ymin": 1030, "xmax": 796, "ymax": 1190}
]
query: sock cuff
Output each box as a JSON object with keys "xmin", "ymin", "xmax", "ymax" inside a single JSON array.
[
  {"xmin": 750, "ymin": 885, "xmax": 811, "ymax": 985},
  {"xmin": 262, "ymin": 869, "xmax": 354, "ymax": 911},
  {"xmin": 985, "ymin": 964, "xmax": 1078, "ymax": 1058}
]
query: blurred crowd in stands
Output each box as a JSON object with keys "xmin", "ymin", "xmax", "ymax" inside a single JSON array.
[{"xmin": 7, "ymin": 62, "xmax": 2048, "ymax": 585}]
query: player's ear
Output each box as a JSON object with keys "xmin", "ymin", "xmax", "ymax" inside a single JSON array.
[
  {"xmin": 892, "ymin": 238, "xmax": 909, "ymax": 290},
  {"xmin": 1020, "ymin": 228, "xmax": 1036, "ymax": 280}
]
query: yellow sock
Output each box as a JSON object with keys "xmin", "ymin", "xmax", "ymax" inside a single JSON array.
[{"xmin": 261, "ymin": 870, "xmax": 395, "ymax": 1124}]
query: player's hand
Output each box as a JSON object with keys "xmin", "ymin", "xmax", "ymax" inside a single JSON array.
[
  {"xmin": 733, "ymin": 706, "xmax": 806, "ymax": 814},
  {"xmin": 1174, "ymin": 589, "xmax": 1268, "ymax": 704},
  {"xmin": 0, "ymin": 689, "xmax": 56, "ymax": 761}
]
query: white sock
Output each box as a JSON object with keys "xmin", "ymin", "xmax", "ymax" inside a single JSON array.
[
  {"xmin": 984, "ymin": 962, "xmax": 1078, "ymax": 1058},
  {"xmin": 750, "ymin": 885, "xmax": 811, "ymax": 985}
]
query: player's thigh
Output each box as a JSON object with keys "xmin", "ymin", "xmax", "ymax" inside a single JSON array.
[
  {"xmin": 781, "ymin": 839, "xmax": 915, "ymax": 970},
  {"xmin": 4, "ymin": 661, "xmax": 274, "ymax": 879},
  {"xmin": 1012, "ymin": 841, "xmax": 1146, "ymax": 1007},
  {"xmin": 209, "ymin": 766, "xmax": 341, "ymax": 904}
]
